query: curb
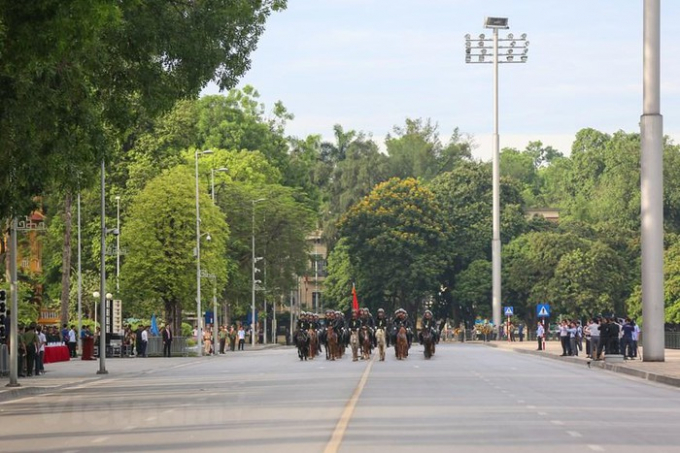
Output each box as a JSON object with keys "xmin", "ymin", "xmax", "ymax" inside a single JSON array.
[
  {"xmin": 0, "ymin": 376, "xmax": 105, "ymax": 404},
  {"xmin": 486, "ymin": 342, "xmax": 680, "ymax": 388}
]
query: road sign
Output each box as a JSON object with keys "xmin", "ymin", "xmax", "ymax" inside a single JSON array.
[
  {"xmin": 537, "ymin": 304, "xmax": 550, "ymax": 318},
  {"xmin": 503, "ymin": 306, "xmax": 514, "ymax": 316}
]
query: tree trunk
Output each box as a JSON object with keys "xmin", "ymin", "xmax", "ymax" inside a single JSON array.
[{"xmin": 60, "ymin": 192, "xmax": 73, "ymax": 326}]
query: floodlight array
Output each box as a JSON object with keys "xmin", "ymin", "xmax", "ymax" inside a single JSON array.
[{"xmin": 464, "ymin": 33, "xmax": 529, "ymax": 64}]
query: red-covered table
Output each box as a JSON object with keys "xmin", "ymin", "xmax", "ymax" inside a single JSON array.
[{"xmin": 43, "ymin": 345, "xmax": 70, "ymax": 364}]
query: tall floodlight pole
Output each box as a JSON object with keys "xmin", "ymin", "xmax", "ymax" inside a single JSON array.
[
  {"xmin": 465, "ymin": 17, "xmax": 529, "ymax": 329},
  {"xmin": 98, "ymin": 158, "xmax": 108, "ymax": 375},
  {"xmin": 195, "ymin": 149, "xmax": 213, "ymax": 357},
  {"xmin": 210, "ymin": 167, "xmax": 228, "ymax": 333},
  {"xmin": 641, "ymin": 0, "xmax": 664, "ymax": 362},
  {"xmin": 251, "ymin": 198, "xmax": 266, "ymax": 347}
]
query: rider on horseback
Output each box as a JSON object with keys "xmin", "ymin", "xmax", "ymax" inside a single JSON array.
[
  {"xmin": 348, "ymin": 310, "xmax": 362, "ymax": 332},
  {"xmin": 375, "ymin": 308, "xmax": 390, "ymax": 347},
  {"xmin": 360, "ymin": 307, "xmax": 376, "ymax": 347},
  {"xmin": 419, "ymin": 310, "xmax": 440, "ymax": 344},
  {"xmin": 392, "ymin": 308, "xmax": 413, "ymax": 348}
]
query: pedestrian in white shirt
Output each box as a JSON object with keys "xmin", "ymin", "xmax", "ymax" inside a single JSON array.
[
  {"xmin": 587, "ymin": 318, "xmax": 600, "ymax": 359},
  {"xmin": 141, "ymin": 326, "xmax": 149, "ymax": 357}
]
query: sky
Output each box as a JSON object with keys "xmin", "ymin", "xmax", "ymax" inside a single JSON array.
[{"xmin": 202, "ymin": 0, "xmax": 680, "ymax": 161}]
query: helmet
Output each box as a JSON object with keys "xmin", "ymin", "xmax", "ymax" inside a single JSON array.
[{"xmin": 378, "ymin": 308, "xmax": 384, "ymax": 313}]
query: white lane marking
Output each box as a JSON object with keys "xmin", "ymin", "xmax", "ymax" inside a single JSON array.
[
  {"xmin": 538, "ymin": 412, "xmax": 547, "ymax": 416},
  {"xmin": 123, "ymin": 426, "xmax": 135, "ymax": 431},
  {"xmin": 145, "ymin": 416, "xmax": 157, "ymax": 422},
  {"xmin": 517, "ymin": 400, "xmax": 525, "ymax": 403},
  {"xmin": 567, "ymin": 431, "xmax": 582, "ymax": 438},
  {"xmin": 92, "ymin": 437, "xmax": 109, "ymax": 444},
  {"xmin": 526, "ymin": 405, "xmax": 536, "ymax": 409},
  {"xmin": 162, "ymin": 409, "xmax": 174, "ymax": 415},
  {"xmin": 551, "ymin": 420, "xmax": 564, "ymax": 426},
  {"xmin": 588, "ymin": 446, "xmax": 605, "ymax": 452}
]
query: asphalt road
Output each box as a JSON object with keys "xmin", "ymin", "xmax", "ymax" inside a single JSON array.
[{"xmin": 2, "ymin": 343, "xmax": 680, "ymax": 452}]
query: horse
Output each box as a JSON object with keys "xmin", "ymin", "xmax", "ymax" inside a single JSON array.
[
  {"xmin": 421, "ymin": 327, "xmax": 434, "ymax": 359},
  {"xmin": 350, "ymin": 329, "xmax": 360, "ymax": 362},
  {"xmin": 395, "ymin": 326, "xmax": 408, "ymax": 360},
  {"xmin": 375, "ymin": 327, "xmax": 386, "ymax": 361},
  {"xmin": 360, "ymin": 326, "xmax": 372, "ymax": 360},
  {"xmin": 307, "ymin": 328, "xmax": 319, "ymax": 360},
  {"xmin": 326, "ymin": 326, "xmax": 339, "ymax": 361},
  {"xmin": 295, "ymin": 330, "xmax": 309, "ymax": 361}
]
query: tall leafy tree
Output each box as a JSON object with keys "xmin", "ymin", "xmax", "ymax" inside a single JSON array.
[{"xmin": 338, "ymin": 178, "xmax": 447, "ymax": 315}]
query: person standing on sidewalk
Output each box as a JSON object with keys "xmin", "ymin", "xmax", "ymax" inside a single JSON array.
[
  {"xmin": 587, "ymin": 318, "xmax": 600, "ymax": 359},
  {"xmin": 162, "ymin": 323, "xmax": 173, "ymax": 357},
  {"xmin": 237, "ymin": 325, "xmax": 246, "ymax": 350},
  {"xmin": 219, "ymin": 326, "xmax": 227, "ymax": 354},
  {"xmin": 35, "ymin": 325, "xmax": 46, "ymax": 375},
  {"xmin": 559, "ymin": 320, "xmax": 570, "ymax": 356},
  {"xmin": 68, "ymin": 325, "xmax": 77, "ymax": 358},
  {"xmin": 141, "ymin": 325, "xmax": 149, "ymax": 357},
  {"xmin": 536, "ymin": 322, "xmax": 545, "ymax": 350}
]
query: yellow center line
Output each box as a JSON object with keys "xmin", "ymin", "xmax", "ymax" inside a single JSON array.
[{"xmin": 324, "ymin": 356, "xmax": 376, "ymax": 453}]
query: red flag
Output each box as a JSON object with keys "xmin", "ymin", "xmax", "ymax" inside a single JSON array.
[{"xmin": 352, "ymin": 283, "xmax": 359, "ymax": 312}]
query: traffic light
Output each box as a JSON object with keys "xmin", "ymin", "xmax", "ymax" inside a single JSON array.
[{"xmin": 0, "ymin": 289, "xmax": 6, "ymax": 341}]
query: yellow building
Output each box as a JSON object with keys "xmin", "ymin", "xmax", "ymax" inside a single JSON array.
[{"xmin": 297, "ymin": 229, "xmax": 327, "ymax": 313}]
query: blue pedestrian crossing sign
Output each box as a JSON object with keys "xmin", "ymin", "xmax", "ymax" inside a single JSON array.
[
  {"xmin": 537, "ymin": 304, "xmax": 550, "ymax": 318},
  {"xmin": 503, "ymin": 306, "xmax": 514, "ymax": 316}
]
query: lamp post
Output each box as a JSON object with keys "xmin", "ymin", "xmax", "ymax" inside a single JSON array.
[
  {"xmin": 195, "ymin": 149, "xmax": 213, "ymax": 356},
  {"xmin": 77, "ymin": 193, "xmax": 82, "ymax": 355},
  {"xmin": 465, "ymin": 17, "xmax": 529, "ymax": 328},
  {"xmin": 211, "ymin": 167, "xmax": 229, "ymax": 203},
  {"xmin": 93, "ymin": 291, "xmax": 100, "ymax": 327},
  {"xmin": 251, "ymin": 198, "xmax": 266, "ymax": 347},
  {"xmin": 641, "ymin": 0, "xmax": 664, "ymax": 362},
  {"xmin": 115, "ymin": 196, "xmax": 121, "ymax": 292}
]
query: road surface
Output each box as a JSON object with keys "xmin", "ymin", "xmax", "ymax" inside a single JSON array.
[{"xmin": 1, "ymin": 343, "xmax": 679, "ymax": 452}]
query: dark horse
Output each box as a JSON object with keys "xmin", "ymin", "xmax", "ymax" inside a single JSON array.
[
  {"xmin": 326, "ymin": 326, "xmax": 339, "ymax": 361},
  {"xmin": 295, "ymin": 330, "xmax": 309, "ymax": 361},
  {"xmin": 360, "ymin": 325, "xmax": 372, "ymax": 360},
  {"xmin": 395, "ymin": 326, "xmax": 408, "ymax": 360},
  {"xmin": 421, "ymin": 328, "xmax": 434, "ymax": 359}
]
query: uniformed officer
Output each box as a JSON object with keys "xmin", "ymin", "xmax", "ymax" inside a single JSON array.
[
  {"xmin": 375, "ymin": 308, "xmax": 389, "ymax": 347},
  {"xmin": 348, "ymin": 310, "xmax": 362, "ymax": 332},
  {"xmin": 392, "ymin": 308, "xmax": 413, "ymax": 348},
  {"xmin": 419, "ymin": 310, "xmax": 439, "ymax": 344}
]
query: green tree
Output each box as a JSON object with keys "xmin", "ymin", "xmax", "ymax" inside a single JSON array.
[
  {"xmin": 338, "ymin": 178, "xmax": 447, "ymax": 315},
  {"xmin": 121, "ymin": 165, "xmax": 228, "ymax": 333}
]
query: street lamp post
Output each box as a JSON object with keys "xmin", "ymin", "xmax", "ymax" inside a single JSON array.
[
  {"xmin": 195, "ymin": 149, "xmax": 213, "ymax": 357},
  {"xmin": 210, "ymin": 167, "xmax": 228, "ymax": 335},
  {"xmin": 93, "ymin": 291, "xmax": 100, "ymax": 328},
  {"xmin": 115, "ymin": 196, "xmax": 121, "ymax": 292},
  {"xmin": 465, "ymin": 17, "xmax": 529, "ymax": 328},
  {"xmin": 77, "ymin": 193, "xmax": 82, "ymax": 355},
  {"xmin": 641, "ymin": 0, "xmax": 664, "ymax": 362},
  {"xmin": 252, "ymin": 198, "xmax": 266, "ymax": 347}
]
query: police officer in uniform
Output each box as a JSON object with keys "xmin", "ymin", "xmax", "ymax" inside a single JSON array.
[
  {"xmin": 375, "ymin": 308, "xmax": 389, "ymax": 347},
  {"xmin": 419, "ymin": 310, "xmax": 439, "ymax": 344},
  {"xmin": 348, "ymin": 310, "xmax": 362, "ymax": 332},
  {"xmin": 392, "ymin": 308, "xmax": 413, "ymax": 349}
]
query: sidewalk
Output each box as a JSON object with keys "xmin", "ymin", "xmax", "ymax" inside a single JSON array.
[
  {"xmin": 486, "ymin": 339, "xmax": 680, "ymax": 387},
  {"xmin": 0, "ymin": 343, "xmax": 286, "ymax": 403}
]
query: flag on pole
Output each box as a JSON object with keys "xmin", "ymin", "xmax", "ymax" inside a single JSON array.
[{"xmin": 352, "ymin": 283, "xmax": 359, "ymax": 312}]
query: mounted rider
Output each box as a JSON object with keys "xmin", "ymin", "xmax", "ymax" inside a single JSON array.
[
  {"xmin": 348, "ymin": 309, "xmax": 362, "ymax": 332},
  {"xmin": 391, "ymin": 308, "xmax": 413, "ymax": 348},
  {"xmin": 294, "ymin": 312, "xmax": 309, "ymax": 347},
  {"xmin": 360, "ymin": 307, "xmax": 375, "ymax": 346},
  {"xmin": 375, "ymin": 308, "xmax": 390, "ymax": 347},
  {"xmin": 334, "ymin": 310, "xmax": 348, "ymax": 346},
  {"xmin": 419, "ymin": 310, "xmax": 440, "ymax": 344}
]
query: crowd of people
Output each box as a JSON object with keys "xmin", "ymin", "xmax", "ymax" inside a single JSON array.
[{"xmin": 536, "ymin": 317, "xmax": 640, "ymax": 360}]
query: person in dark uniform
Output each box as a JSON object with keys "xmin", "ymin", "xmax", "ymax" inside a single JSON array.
[
  {"xmin": 348, "ymin": 310, "xmax": 362, "ymax": 332},
  {"xmin": 419, "ymin": 310, "xmax": 439, "ymax": 344},
  {"xmin": 391, "ymin": 309, "xmax": 413, "ymax": 348},
  {"xmin": 375, "ymin": 308, "xmax": 389, "ymax": 347},
  {"xmin": 334, "ymin": 311, "xmax": 347, "ymax": 346},
  {"xmin": 360, "ymin": 308, "xmax": 376, "ymax": 346}
]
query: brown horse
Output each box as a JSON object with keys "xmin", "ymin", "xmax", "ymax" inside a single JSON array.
[
  {"xmin": 307, "ymin": 328, "xmax": 318, "ymax": 360},
  {"xmin": 421, "ymin": 328, "xmax": 434, "ymax": 359},
  {"xmin": 360, "ymin": 326, "xmax": 372, "ymax": 360},
  {"xmin": 395, "ymin": 326, "xmax": 408, "ymax": 360},
  {"xmin": 326, "ymin": 326, "xmax": 339, "ymax": 361}
]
